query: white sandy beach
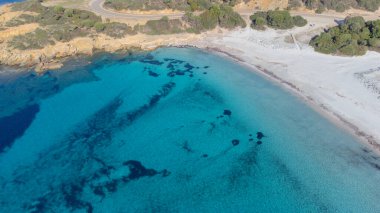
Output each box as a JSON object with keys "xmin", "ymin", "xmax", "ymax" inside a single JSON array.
[{"xmin": 191, "ymin": 24, "xmax": 380, "ymax": 152}]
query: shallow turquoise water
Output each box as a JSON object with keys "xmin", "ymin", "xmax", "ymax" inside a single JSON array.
[{"xmin": 1, "ymin": 47, "xmax": 380, "ymax": 212}]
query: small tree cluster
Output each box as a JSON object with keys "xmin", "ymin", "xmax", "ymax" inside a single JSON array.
[
  {"xmin": 310, "ymin": 16, "xmax": 380, "ymax": 56},
  {"xmin": 290, "ymin": 0, "xmax": 380, "ymax": 13},
  {"xmin": 250, "ymin": 10, "xmax": 307, "ymax": 30},
  {"xmin": 183, "ymin": 4, "xmax": 246, "ymax": 33}
]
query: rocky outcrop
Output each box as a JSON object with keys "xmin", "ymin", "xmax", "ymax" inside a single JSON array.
[{"xmin": 0, "ymin": 33, "xmax": 202, "ymax": 72}]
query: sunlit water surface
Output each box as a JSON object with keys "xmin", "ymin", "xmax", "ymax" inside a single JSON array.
[{"xmin": 1, "ymin": 48, "xmax": 380, "ymax": 212}]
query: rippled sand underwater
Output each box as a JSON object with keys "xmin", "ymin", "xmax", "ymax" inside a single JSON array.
[{"xmin": 1, "ymin": 48, "xmax": 380, "ymax": 212}]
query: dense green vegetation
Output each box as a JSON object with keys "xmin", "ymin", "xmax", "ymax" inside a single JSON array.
[
  {"xmin": 139, "ymin": 16, "xmax": 185, "ymax": 35},
  {"xmin": 104, "ymin": 0, "xmax": 248, "ymax": 11},
  {"xmin": 4, "ymin": 0, "xmax": 245, "ymax": 50},
  {"xmin": 288, "ymin": 0, "xmax": 380, "ymax": 12},
  {"xmin": 183, "ymin": 4, "xmax": 246, "ymax": 33},
  {"xmin": 6, "ymin": 0, "xmax": 136, "ymax": 49},
  {"xmin": 136, "ymin": 4, "xmax": 246, "ymax": 35},
  {"xmin": 250, "ymin": 10, "xmax": 307, "ymax": 30},
  {"xmin": 310, "ymin": 16, "xmax": 380, "ymax": 56}
]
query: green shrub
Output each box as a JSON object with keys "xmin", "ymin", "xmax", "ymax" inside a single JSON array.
[
  {"xmin": 218, "ymin": 5, "xmax": 246, "ymax": 29},
  {"xmin": 297, "ymin": 0, "xmax": 380, "ymax": 12},
  {"xmin": 199, "ymin": 5, "xmax": 220, "ymax": 30},
  {"xmin": 345, "ymin": 16, "xmax": 366, "ymax": 33},
  {"xmin": 94, "ymin": 22, "xmax": 106, "ymax": 31},
  {"xmin": 251, "ymin": 16, "xmax": 266, "ymax": 30},
  {"xmin": 103, "ymin": 22, "xmax": 136, "ymax": 38},
  {"xmin": 9, "ymin": 28, "xmax": 54, "ymax": 50},
  {"xmin": 310, "ymin": 32, "xmax": 338, "ymax": 54},
  {"xmin": 49, "ymin": 25, "xmax": 88, "ymax": 42},
  {"xmin": 64, "ymin": 9, "xmax": 74, "ymax": 17},
  {"xmin": 142, "ymin": 17, "xmax": 184, "ymax": 35},
  {"xmin": 81, "ymin": 19, "xmax": 96, "ymax": 28},
  {"xmin": 339, "ymin": 41, "xmax": 367, "ymax": 56},
  {"xmin": 184, "ymin": 5, "xmax": 245, "ymax": 33},
  {"xmin": 310, "ymin": 16, "xmax": 380, "ymax": 56},
  {"xmin": 53, "ymin": 6, "xmax": 65, "ymax": 14},
  {"xmin": 368, "ymin": 38, "xmax": 380, "ymax": 47},
  {"xmin": 250, "ymin": 10, "xmax": 307, "ymax": 30},
  {"xmin": 293, "ymin": 15, "xmax": 307, "ymax": 27},
  {"xmin": 5, "ymin": 14, "xmax": 36, "ymax": 27}
]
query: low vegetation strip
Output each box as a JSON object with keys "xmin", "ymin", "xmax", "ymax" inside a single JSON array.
[
  {"xmin": 1, "ymin": 0, "xmax": 246, "ymax": 50},
  {"xmin": 103, "ymin": 0, "xmax": 247, "ymax": 11},
  {"xmin": 310, "ymin": 16, "xmax": 380, "ymax": 56},
  {"xmin": 288, "ymin": 0, "xmax": 380, "ymax": 12}
]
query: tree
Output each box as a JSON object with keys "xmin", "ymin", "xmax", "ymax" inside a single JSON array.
[
  {"xmin": 310, "ymin": 32, "xmax": 337, "ymax": 54},
  {"xmin": 345, "ymin": 16, "xmax": 366, "ymax": 33},
  {"xmin": 266, "ymin": 10, "xmax": 294, "ymax": 29}
]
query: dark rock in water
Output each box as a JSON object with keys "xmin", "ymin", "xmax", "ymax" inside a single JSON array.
[
  {"xmin": 148, "ymin": 70, "xmax": 159, "ymax": 77},
  {"xmin": 203, "ymin": 72, "xmax": 207, "ymax": 75},
  {"xmin": 232, "ymin": 139, "xmax": 240, "ymax": 146},
  {"xmin": 0, "ymin": 104, "xmax": 40, "ymax": 153},
  {"xmin": 105, "ymin": 180, "xmax": 118, "ymax": 193},
  {"xmin": 184, "ymin": 63, "xmax": 194, "ymax": 70},
  {"xmin": 161, "ymin": 169, "xmax": 171, "ymax": 177},
  {"xmin": 202, "ymin": 154, "xmax": 208, "ymax": 158},
  {"xmin": 249, "ymin": 134, "xmax": 252, "ymax": 137},
  {"xmin": 139, "ymin": 54, "xmax": 163, "ymax": 65},
  {"xmin": 223, "ymin": 110, "xmax": 232, "ymax": 116},
  {"xmin": 93, "ymin": 186, "xmax": 105, "ymax": 198},
  {"xmin": 123, "ymin": 160, "xmax": 159, "ymax": 180},
  {"xmin": 249, "ymin": 138, "xmax": 254, "ymax": 142},
  {"xmin": 204, "ymin": 66, "xmax": 210, "ymax": 69},
  {"xmin": 257, "ymin": 132, "xmax": 265, "ymax": 139},
  {"xmin": 61, "ymin": 180, "xmax": 93, "ymax": 213},
  {"xmin": 167, "ymin": 63, "xmax": 175, "ymax": 70},
  {"xmin": 25, "ymin": 197, "xmax": 47, "ymax": 213},
  {"xmin": 257, "ymin": 141, "xmax": 262, "ymax": 145},
  {"xmin": 189, "ymin": 74, "xmax": 194, "ymax": 77}
]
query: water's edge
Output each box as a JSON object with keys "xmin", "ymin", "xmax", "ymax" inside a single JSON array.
[{"xmin": 198, "ymin": 46, "xmax": 380, "ymax": 155}]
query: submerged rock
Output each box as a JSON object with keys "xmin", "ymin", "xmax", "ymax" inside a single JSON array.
[
  {"xmin": 123, "ymin": 160, "xmax": 159, "ymax": 180},
  {"xmin": 232, "ymin": 139, "xmax": 240, "ymax": 146},
  {"xmin": 223, "ymin": 110, "xmax": 232, "ymax": 116},
  {"xmin": 257, "ymin": 132, "xmax": 265, "ymax": 139},
  {"xmin": 148, "ymin": 70, "xmax": 159, "ymax": 77}
]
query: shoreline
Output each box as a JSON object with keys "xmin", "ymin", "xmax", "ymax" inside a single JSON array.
[{"xmin": 201, "ymin": 45, "xmax": 380, "ymax": 154}]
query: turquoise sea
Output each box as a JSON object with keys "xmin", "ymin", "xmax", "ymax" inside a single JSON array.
[{"xmin": 1, "ymin": 47, "xmax": 380, "ymax": 212}]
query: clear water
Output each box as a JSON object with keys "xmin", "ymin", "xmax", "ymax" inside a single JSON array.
[
  {"xmin": 1, "ymin": 47, "xmax": 380, "ymax": 212},
  {"xmin": 0, "ymin": 0, "xmax": 23, "ymax": 5}
]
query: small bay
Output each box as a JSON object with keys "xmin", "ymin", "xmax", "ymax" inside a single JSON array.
[{"xmin": 0, "ymin": 47, "xmax": 379, "ymax": 212}]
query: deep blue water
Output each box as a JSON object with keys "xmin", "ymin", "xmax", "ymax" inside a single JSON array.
[
  {"xmin": 0, "ymin": 0, "xmax": 22, "ymax": 5},
  {"xmin": 1, "ymin": 48, "xmax": 380, "ymax": 212}
]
